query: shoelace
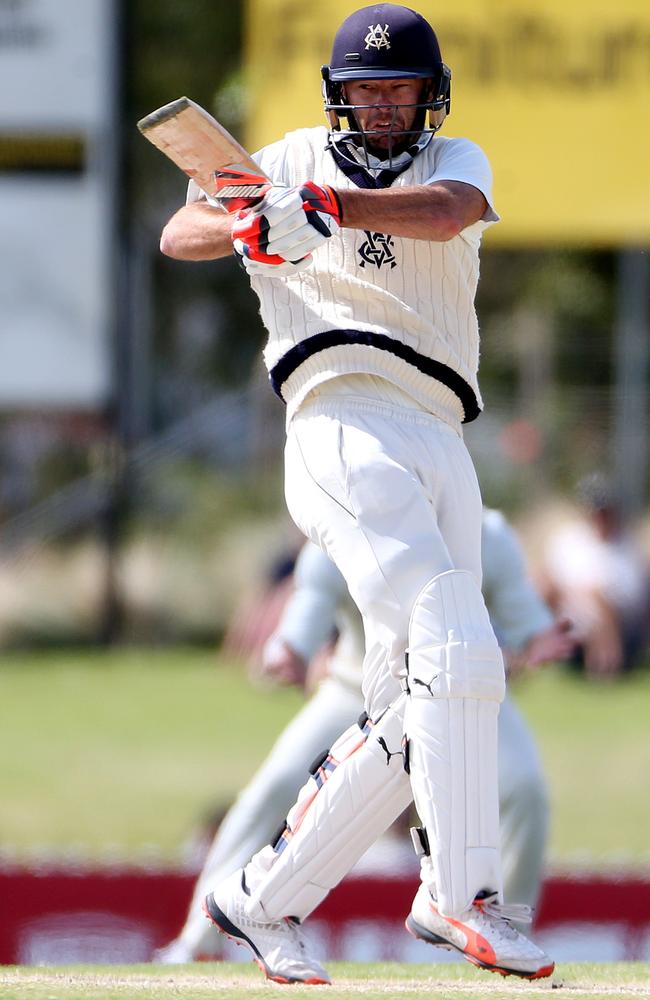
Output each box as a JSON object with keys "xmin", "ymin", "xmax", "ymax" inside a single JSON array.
[
  {"xmin": 474, "ymin": 892, "xmax": 533, "ymax": 934},
  {"xmin": 284, "ymin": 918, "xmax": 308, "ymax": 953},
  {"xmin": 238, "ymin": 907, "xmax": 294, "ymax": 933},
  {"xmin": 235, "ymin": 899, "xmax": 308, "ymax": 954}
]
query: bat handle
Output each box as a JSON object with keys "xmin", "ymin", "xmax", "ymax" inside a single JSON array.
[{"xmin": 213, "ymin": 169, "xmax": 270, "ymax": 214}]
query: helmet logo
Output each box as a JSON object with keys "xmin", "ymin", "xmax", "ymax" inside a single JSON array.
[{"xmin": 364, "ymin": 23, "xmax": 391, "ymax": 50}]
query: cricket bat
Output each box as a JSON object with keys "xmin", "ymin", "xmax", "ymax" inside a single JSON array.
[{"xmin": 137, "ymin": 96, "xmax": 270, "ymax": 211}]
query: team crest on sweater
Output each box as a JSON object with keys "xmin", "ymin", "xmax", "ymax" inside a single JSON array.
[{"xmin": 358, "ymin": 231, "xmax": 397, "ymax": 269}]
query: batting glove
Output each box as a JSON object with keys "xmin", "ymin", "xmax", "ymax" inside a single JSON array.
[
  {"xmin": 229, "ymin": 185, "xmax": 306, "ymax": 272},
  {"xmin": 232, "ymin": 182, "xmax": 342, "ymax": 262}
]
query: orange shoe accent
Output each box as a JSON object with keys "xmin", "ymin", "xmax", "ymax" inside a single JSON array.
[
  {"xmin": 428, "ymin": 901, "xmax": 497, "ymax": 966},
  {"xmin": 467, "ymin": 956, "xmax": 555, "ymax": 980},
  {"xmin": 522, "ymin": 963, "xmax": 555, "ymax": 980},
  {"xmin": 432, "ymin": 901, "xmax": 556, "ymax": 981}
]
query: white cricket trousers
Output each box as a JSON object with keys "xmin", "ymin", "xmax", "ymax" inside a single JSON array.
[{"xmin": 284, "ymin": 393, "xmax": 483, "ymax": 718}]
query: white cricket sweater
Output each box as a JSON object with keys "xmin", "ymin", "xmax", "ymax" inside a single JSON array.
[
  {"xmin": 253, "ymin": 126, "xmax": 498, "ymax": 428},
  {"xmin": 188, "ymin": 126, "xmax": 498, "ymax": 430}
]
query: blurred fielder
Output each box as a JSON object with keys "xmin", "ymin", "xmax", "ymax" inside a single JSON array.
[
  {"xmin": 161, "ymin": 2, "xmax": 555, "ymax": 984},
  {"xmin": 159, "ymin": 510, "xmax": 574, "ymax": 964}
]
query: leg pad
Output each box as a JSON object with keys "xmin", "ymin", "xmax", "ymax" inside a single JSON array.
[
  {"xmin": 244, "ymin": 696, "xmax": 411, "ymax": 922},
  {"xmin": 404, "ymin": 570, "xmax": 505, "ymax": 917}
]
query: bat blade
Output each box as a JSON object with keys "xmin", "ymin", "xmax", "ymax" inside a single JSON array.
[{"xmin": 137, "ymin": 96, "xmax": 269, "ymax": 201}]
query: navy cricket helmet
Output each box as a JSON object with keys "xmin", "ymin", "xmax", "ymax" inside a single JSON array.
[{"xmin": 322, "ymin": 4, "xmax": 451, "ymax": 167}]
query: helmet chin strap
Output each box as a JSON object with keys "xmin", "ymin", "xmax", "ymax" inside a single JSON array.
[{"xmin": 329, "ymin": 124, "xmax": 434, "ymax": 174}]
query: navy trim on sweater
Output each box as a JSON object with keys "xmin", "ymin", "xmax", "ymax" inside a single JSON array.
[
  {"xmin": 268, "ymin": 329, "xmax": 481, "ymax": 424},
  {"xmin": 329, "ymin": 143, "xmax": 413, "ymax": 189}
]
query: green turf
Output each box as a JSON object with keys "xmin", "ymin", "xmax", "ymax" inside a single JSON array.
[
  {"xmin": 0, "ymin": 962, "xmax": 649, "ymax": 1000},
  {"xmin": 0, "ymin": 648, "xmax": 302, "ymax": 856},
  {"xmin": 1, "ymin": 648, "xmax": 649, "ymax": 861},
  {"xmin": 512, "ymin": 665, "xmax": 650, "ymax": 860}
]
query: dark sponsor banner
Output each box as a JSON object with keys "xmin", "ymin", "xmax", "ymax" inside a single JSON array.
[{"xmin": 0, "ymin": 133, "xmax": 85, "ymax": 173}]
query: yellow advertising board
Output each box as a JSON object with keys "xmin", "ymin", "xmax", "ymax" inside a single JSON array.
[{"xmin": 245, "ymin": 0, "xmax": 650, "ymax": 245}]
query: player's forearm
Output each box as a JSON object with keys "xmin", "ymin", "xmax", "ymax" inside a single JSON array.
[
  {"xmin": 336, "ymin": 185, "xmax": 484, "ymax": 242},
  {"xmin": 160, "ymin": 202, "xmax": 234, "ymax": 260}
]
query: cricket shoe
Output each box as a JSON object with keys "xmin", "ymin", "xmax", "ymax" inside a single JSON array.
[
  {"xmin": 203, "ymin": 869, "xmax": 331, "ymax": 985},
  {"xmin": 406, "ymin": 884, "xmax": 555, "ymax": 980}
]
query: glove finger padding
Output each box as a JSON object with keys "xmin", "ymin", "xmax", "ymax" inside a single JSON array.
[
  {"xmin": 231, "ymin": 212, "xmax": 276, "ymax": 262},
  {"xmin": 233, "ymin": 238, "xmax": 310, "ymax": 277},
  {"xmin": 270, "ymin": 182, "xmax": 341, "ymax": 258},
  {"xmin": 258, "ymin": 207, "xmax": 313, "ymax": 242},
  {"xmin": 232, "ymin": 193, "xmax": 311, "ymax": 265},
  {"xmin": 234, "ymin": 210, "xmax": 324, "ymax": 259},
  {"xmin": 266, "ymin": 222, "xmax": 332, "ymax": 258},
  {"xmin": 256, "ymin": 187, "xmax": 306, "ymax": 226}
]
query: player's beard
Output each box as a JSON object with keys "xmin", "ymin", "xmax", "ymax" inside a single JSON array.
[
  {"xmin": 358, "ymin": 109, "xmax": 421, "ymax": 161},
  {"xmin": 364, "ymin": 130, "xmax": 419, "ymax": 159}
]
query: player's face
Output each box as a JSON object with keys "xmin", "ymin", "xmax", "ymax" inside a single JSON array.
[{"xmin": 343, "ymin": 78, "xmax": 428, "ymax": 153}]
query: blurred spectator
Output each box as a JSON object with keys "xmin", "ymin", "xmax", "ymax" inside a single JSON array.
[
  {"xmin": 221, "ymin": 544, "xmax": 301, "ymax": 663},
  {"xmin": 542, "ymin": 473, "xmax": 650, "ymax": 678}
]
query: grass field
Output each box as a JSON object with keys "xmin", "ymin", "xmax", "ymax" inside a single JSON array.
[
  {"xmin": 0, "ymin": 648, "xmax": 302, "ymax": 856},
  {"xmin": 2, "ymin": 648, "xmax": 650, "ymax": 863},
  {"xmin": 1, "ymin": 962, "xmax": 650, "ymax": 1000}
]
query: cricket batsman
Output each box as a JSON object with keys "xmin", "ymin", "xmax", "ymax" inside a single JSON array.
[{"xmin": 160, "ymin": 2, "xmax": 555, "ymax": 985}]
